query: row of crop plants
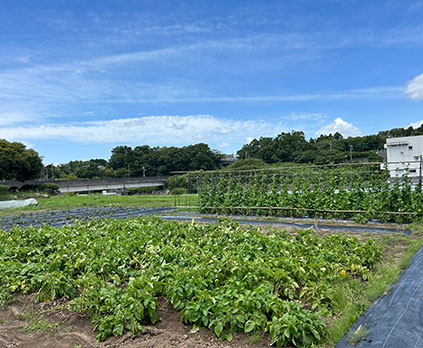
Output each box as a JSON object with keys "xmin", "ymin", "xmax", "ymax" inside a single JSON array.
[
  {"xmin": 196, "ymin": 166, "xmax": 421, "ymax": 223},
  {"xmin": 0, "ymin": 216, "xmax": 382, "ymax": 347}
]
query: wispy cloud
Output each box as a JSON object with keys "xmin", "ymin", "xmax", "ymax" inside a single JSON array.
[
  {"xmin": 0, "ymin": 48, "xmax": 405, "ymax": 121},
  {"xmin": 0, "ymin": 112, "xmax": 37, "ymax": 126},
  {"xmin": 0, "ymin": 111, "xmax": 340, "ymax": 150},
  {"xmin": 127, "ymin": 86, "xmax": 405, "ymax": 103},
  {"xmin": 0, "ymin": 115, "xmax": 285, "ymax": 149},
  {"xmin": 6, "ymin": 30, "xmax": 423, "ymax": 75},
  {"xmin": 0, "ymin": 29, "xmax": 410, "ymax": 120},
  {"xmin": 0, "ymin": 112, "xmax": 354, "ymax": 152},
  {"xmin": 283, "ymin": 113, "xmax": 328, "ymax": 122}
]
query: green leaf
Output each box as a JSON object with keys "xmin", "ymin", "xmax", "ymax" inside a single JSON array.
[
  {"xmin": 245, "ymin": 320, "xmax": 255, "ymax": 333},
  {"xmin": 190, "ymin": 326, "xmax": 200, "ymax": 334},
  {"xmin": 226, "ymin": 332, "xmax": 233, "ymax": 341},
  {"xmin": 214, "ymin": 322, "xmax": 223, "ymax": 337}
]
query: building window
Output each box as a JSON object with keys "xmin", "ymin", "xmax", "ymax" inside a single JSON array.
[
  {"xmin": 409, "ymin": 145, "xmax": 413, "ymax": 150},
  {"xmin": 410, "ymin": 169, "xmax": 417, "ymax": 173}
]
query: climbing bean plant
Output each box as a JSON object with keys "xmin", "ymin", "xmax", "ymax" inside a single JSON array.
[{"xmin": 196, "ymin": 165, "xmax": 422, "ymax": 223}]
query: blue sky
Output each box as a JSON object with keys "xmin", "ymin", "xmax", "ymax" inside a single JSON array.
[{"xmin": 0, "ymin": 0, "xmax": 422, "ymax": 164}]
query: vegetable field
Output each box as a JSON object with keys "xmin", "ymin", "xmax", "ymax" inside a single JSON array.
[
  {"xmin": 196, "ymin": 165, "xmax": 422, "ymax": 223},
  {"xmin": 0, "ymin": 216, "xmax": 382, "ymax": 347}
]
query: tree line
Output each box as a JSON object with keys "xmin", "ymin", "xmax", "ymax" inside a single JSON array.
[
  {"xmin": 237, "ymin": 131, "xmax": 384, "ymax": 164},
  {"xmin": 43, "ymin": 143, "xmax": 222, "ymax": 180},
  {"xmin": 237, "ymin": 124, "xmax": 423, "ymax": 165},
  {"xmin": 2, "ymin": 123, "xmax": 423, "ymax": 181}
]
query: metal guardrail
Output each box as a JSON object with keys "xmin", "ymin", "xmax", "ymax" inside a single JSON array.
[{"xmin": 1, "ymin": 176, "xmax": 169, "ymax": 189}]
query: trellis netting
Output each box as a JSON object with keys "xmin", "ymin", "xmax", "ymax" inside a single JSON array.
[{"xmin": 183, "ymin": 163, "xmax": 423, "ymax": 223}]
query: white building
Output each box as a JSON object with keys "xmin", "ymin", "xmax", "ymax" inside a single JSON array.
[{"xmin": 383, "ymin": 135, "xmax": 423, "ymax": 177}]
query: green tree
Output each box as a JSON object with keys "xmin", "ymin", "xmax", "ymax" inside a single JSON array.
[
  {"xmin": 273, "ymin": 131, "xmax": 310, "ymax": 162},
  {"xmin": 0, "ymin": 139, "xmax": 43, "ymax": 181},
  {"xmin": 108, "ymin": 146, "xmax": 134, "ymax": 176},
  {"xmin": 107, "ymin": 143, "xmax": 221, "ymax": 177},
  {"xmin": 237, "ymin": 131, "xmax": 310, "ymax": 163}
]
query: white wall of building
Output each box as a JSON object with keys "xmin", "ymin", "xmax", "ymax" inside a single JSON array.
[{"xmin": 383, "ymin": 135, "xmax": 423, "ymax": 177}]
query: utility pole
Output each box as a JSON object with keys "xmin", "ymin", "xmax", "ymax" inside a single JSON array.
[
  {"xmin": 348, "ymin": 145, "xmax": 353, "ymax": 163},
  {"xmin": 142, "ymin": 166, "xmax": 145, "ymax": 178}
]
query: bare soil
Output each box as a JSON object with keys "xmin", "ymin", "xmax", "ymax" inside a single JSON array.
[{"xmin": 0, "ymin": 295, "xmax": 272, "ymax": 348}]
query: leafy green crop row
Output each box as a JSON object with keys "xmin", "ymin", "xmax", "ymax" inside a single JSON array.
[
  {"xmin": 196, "ymin": 167, "xmax": 421, "ymax": 223},
  {"xmin": 0, "ymin": 217, "xmax": 382, "ymax": 346}
]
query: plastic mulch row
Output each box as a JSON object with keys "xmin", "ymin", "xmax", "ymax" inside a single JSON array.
[{"xmin": 336, "ymin": 247, "xmax": 423, "ymax": 348}]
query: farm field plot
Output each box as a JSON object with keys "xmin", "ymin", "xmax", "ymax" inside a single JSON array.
[
  {"xmin": 0, "ymin": 206, "xmax": 174, "ymax": 230},
  {"xmin": 0, "ymin": 194, "xmax": 197, "ymax": 217},
  {"xmin": 160, "ymin": 212, "xmax": 410, "ymax": 235},
  {"xmin": 0, "ymin": 215, "xmax": 417, "ymax": 347}
]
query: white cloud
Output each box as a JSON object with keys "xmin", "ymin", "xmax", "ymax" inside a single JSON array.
[
  {"xmin": 16, "ymin": 55, "xmax": 31, "ymax": 64},
  {"xmin": 315, "ymin": 117, "xmax": 361, "ymax": 137},
  {"xmin": 405, "ymin": 73, "xmax": 423, "ymax": 100},
  {"xmin": 285, "ymin": 113, "xmax": 327, "ymax": 121},
  {"xmin": 0, "ymin": 115, "xmax": 282, "ymax": 147},
  {"xmin": 141, "ymin": 86, "xmax": 403, "ymax": 104},
  {"xmin": 410, "ymin": 120, "xmax": 423, "ymax": 128},
  {"xmin": 0, "ymin": 112, "xmax": 36, "ymax": 126},
  {"xmin": 0, "ymin": 35, "xmax": 405, "ymax": 116},
  {"xmin": 0, "ymin": 113, "xmax": 365, "ymax": 151},
  {"xmin": 20, "ymin": 140, "xmax": 35, "ymax": 149},
  {"xmin": 0, "ymin": 66, "xmax": 403, "ymax": 108}
]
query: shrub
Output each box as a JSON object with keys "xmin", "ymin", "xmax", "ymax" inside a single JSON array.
[
  {"xmin": 20, "ymin": 184, "xmax": 40, "ymax": 192},
  {"xmin": 225, "ymin": 158, "xmax": 267, "ymax": 171},
  {"xmin": 38, "ymin": 183, "xmax": 60, "ymax": 195},
  {"xmin": 167, "ymin": 175, "xmax": 197, "ymax": 193},
  {"xmin": 171, "ymin": 187, "xmax": 187, "ymax": 195},
  {"xmin": 166, "ymin": 175, "xmax": 187, "ymax": 190},
  {"xmin": 0, "ymin": 185, "xmax": 10, "ymax": 196},
  {"xmin": 128, "ymin": 187, "xmax": 161, "ymax": 195}
]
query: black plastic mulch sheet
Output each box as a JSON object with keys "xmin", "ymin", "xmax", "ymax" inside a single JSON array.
[
  {"xmin": 161, "ymin": 215, "xmax": 410, "ymax": 235},
  {"xmin": 336, "ymin": 246, "xmax": 423, "ymax": 348},
  {"xmin": 0, "ymin": 206, "xmax": 175, "ymax": 230}
]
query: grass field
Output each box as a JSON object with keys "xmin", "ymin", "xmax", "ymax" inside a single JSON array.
[{"xmin": 0, "ymin": 194, "xmax": 198, "ymax": 216}]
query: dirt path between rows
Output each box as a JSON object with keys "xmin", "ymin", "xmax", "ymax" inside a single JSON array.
[{"xmin": 0, "ymin": 295, "xmax": 272, "ymax": 348}]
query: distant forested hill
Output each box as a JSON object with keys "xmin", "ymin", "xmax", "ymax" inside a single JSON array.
[{"xmin": 236, "ymin": 124, "xmax": 423, "ymax": 165}]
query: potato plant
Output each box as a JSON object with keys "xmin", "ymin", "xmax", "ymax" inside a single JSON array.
[{"xmin": 0, "ymin": 216, "xmax": 382, "ymax": 347}]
